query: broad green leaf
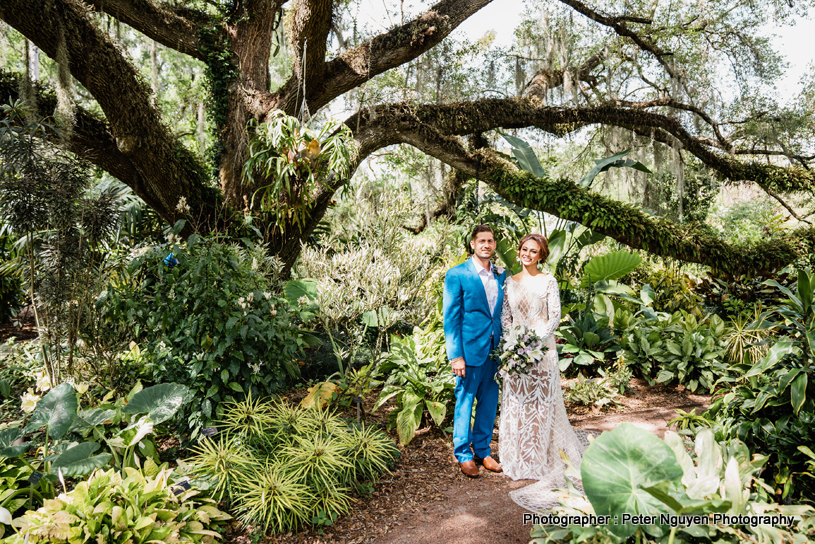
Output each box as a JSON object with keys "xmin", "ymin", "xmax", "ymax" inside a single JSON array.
[
  {"xmin": 581, "ymin": 251, "xmax": 642, "ymax": 287},
  {"xmin": 300, "ymin": 381, "xmax": 338, "ymax": 409},
  {"xmin": 71, "ymin": 408, "xmax": 116, "ymax": 431},
  {"xmin": 122, "ymin": 383, "xmax": 190, "ymax": 424},
  {"xmin": 50, "ymin": 442, "xmax": 111, "ymax": 477},
  {"xmin": 425, "ymin": 400, "xmax": 446, "ymax": 428},
  {"xmin": 575, "ymin": 352, "xmax": 594, "ymax": 366},
  {"xmin": 396, "ymin": 402, "xmax": 422, "ymax": 446},
  {"xmin": 25, "ymin": 383, "xmax": 77, "ymax": 439},
  {"xmin": 640, "ymin": 285, "xmax": 656, "ymax": 306},
  {"xmin": 0, "ymin": 429, "xmax": 28, "ymax": 457},
  {"xmin": 499, "ymin": 130, "xmax": 546, "ymax": 178},
  {"xmin": 578, "ymin": 149, "xmax": 651, "ymax": 189},
  {"xmin": 284, "ymin": 279, "xmax": 318, "ymax": 305},
  {"xmin": 581, "ymin": 423, "xmax": 682, "ymax": 538},
  {"xmin": 791, "ymin": 373, "xmax": 807, "ymax": 414},
  {"xmin": 362, "ymin": 310, "xmax": 378, "ymax": 328}
]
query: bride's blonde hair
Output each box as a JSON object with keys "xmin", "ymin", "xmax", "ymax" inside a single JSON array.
[{"xmin": 517, "ymin": 233, "xmax": 549, "ymax": 265}]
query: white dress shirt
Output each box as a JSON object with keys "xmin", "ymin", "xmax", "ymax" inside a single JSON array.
[{"xmin": 472, "ymin": 256, "xmax": 498, "ymax": 315}]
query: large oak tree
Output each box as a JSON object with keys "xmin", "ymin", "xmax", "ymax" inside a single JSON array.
[{"xmin": 1, "ymin": 0, "xmax": 814, "ymax": 274}]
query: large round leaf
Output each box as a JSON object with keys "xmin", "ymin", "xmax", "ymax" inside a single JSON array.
[
  {"xmin": 581, "ymin": 251, "xmax": 642, "ymax": 287},
  {"xmin": 581, "ymin": 423, "xmax": 683, "ymax": 538},
  {"xmin": 50, "ymin": 442, "xmax": 111, "ymax": 477},
  {"xmin": 284, "ymin": 279, "xmax": 318, "ymax": 306},
  {"xmin": 25, "ymin": 383, "xmax": 77, "ymax": 439},
  {"xmin": 122, "ymin": 383, "xmax": 190, "ymax": 424}
]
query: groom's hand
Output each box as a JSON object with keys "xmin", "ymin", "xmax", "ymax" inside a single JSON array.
[{"xmin": 451, "ymin": 357, "xmax": 466, "ymax": 377}]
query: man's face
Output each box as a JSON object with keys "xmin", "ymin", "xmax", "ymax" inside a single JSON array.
[{"xmin": 470, "ymin": 231, "xmax": 496, "ymax": 260}]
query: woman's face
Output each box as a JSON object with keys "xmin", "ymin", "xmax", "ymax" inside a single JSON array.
[{"xmin": 519, "ymin": 240, "xmax": 542, "ymax": 266}]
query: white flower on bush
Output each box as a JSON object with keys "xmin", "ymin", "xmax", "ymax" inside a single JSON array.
[
  {"xmin": 176, "ymin": 196, "xmax": 191, "ymax": 214},
  {"xmin": 74, "ymin": 382, "xmax": 89, "ymax": 395},
  {"xmin": 21, "ymin": 390, "xmax": 40, "ymax": 413},
  {"xmin": 297, "ymin": 296, "xmax": 308, "ymax": 306},
  {"xmin": 35, "ymin": 370, "xmax": 51, "ymax": 392},
  {"xmin": 264, "ymin": 292, "xmax": 272, "ymax": 300}
]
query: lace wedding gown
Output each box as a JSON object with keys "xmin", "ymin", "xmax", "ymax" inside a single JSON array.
[{"xmin": 499, "ymin": 274, "xmax": 590, "ymax": 512}]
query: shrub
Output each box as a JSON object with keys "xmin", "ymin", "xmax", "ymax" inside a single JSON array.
[
  {"xmin": 99, "ymin": 234, "xmax": 305, "ymax": 435},
  {"xmin": 2, "ymin": 467, "xmax": 230, "ymax": 543},
  {"xmin": 188, "ymin": 398, "xmax": 399, "ymax": 535}
]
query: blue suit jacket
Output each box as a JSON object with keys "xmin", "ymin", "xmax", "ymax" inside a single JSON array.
[{"xmin": 443, "ymin": 258, "xmax": 506, "ymax": 367}]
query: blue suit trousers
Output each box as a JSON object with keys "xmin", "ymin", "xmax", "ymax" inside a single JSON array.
[{"xmin": 452, "ymin": 358, "xmax": 500, "ymax": 462}]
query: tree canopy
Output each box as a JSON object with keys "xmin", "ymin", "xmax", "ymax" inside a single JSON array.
[{"xmin": 1, "ymin": 0, "xmax": 814, "ymax": 274}]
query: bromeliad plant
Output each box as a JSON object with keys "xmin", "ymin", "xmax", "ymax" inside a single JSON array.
[{"xmin": 188, "ymin": 397, "xmax": 398, "ymax": 535}]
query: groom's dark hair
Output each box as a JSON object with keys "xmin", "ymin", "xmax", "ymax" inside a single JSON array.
[{"xmin": 470, "ymin": 224, "xmax": 495, "ymax": 240}]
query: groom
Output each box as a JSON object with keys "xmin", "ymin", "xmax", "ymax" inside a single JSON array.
[{"xmin": 443, "ymin": 224, "xmax": 505, "ymax": 477}]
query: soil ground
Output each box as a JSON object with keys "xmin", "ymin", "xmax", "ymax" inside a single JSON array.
[{"xmin": 253, "ymin": 378, "xmax": 711, "ymax": 544}]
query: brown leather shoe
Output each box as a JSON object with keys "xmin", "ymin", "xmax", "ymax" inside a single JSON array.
[
  {"xmin": 474, "ymin": 455, "xmax": 503, "ymax": 473},
  {"xmin": 459, "ymin": 460, "xmax": 479, "ymax": 478}
]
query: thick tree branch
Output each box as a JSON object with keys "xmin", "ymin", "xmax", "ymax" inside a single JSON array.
[
  {"xmin": 265, "ymin": 0, "xmax": 495, "ymax": 115},
  {"xmin": 290, "ymin": 0, "xmax": 334, "ymax": 100},
  {"xmin": 350, "ymin": 99, "xmax": 815, "ymax": 196},
  {"xmin": 86, "ymin": 0, "xmax": 205, "ymax": 60},
  {"xmin": 523, "ymin": 46, "xmax": 608, "ymax": 100},
  {"xmin": 354, "ymin": 117, "xmax": 814, "ymax": 274},
  {"xmin": 1, "ymin": 0, "xmax": 217, "ymax": 229}
]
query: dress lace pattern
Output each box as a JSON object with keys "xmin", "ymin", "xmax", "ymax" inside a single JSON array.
[{"xmin": 499, "ymin": 274, "xmax": 590, "ymax": 513}]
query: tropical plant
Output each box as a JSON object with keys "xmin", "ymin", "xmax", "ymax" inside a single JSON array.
[
  {"xmin": 565, "ymin": 373, "xmax": 622, "ymax": 410},
  {"xmin": 188, "ymin": 399, "xmax": 398, "ymax": 535},
  {"xmin": 556, "ymin": 312, "xmax": 619, "ymax": 375},
  {"xmin": 374, "ymin": 334, "xmax": 456, "ymax": 445},
  {"xmin": 530, "ymin": 425, "xmax": 815, "ymax": 543},
  {"xmin": 99, "ymin": 233, "xmax": 306, "ymax": 435},
  {"xmin": 242, "ymin": 113, "xmax": 353, "ymax": 233},
  {"xmin": 722, "ymin": 306, "xmax": 769, "ymax": 365},
  {"xmin": 1, "ymin": 466, "xmax": 230, "ymax": 543},
  {"xmin": 645, "ymin": 268, "xmax": 704, "ymax": 318}
]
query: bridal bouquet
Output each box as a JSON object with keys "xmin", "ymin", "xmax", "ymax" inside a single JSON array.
[{"xmin": 492, "ymin": 325, "xmax": 548, "ymax": 383}]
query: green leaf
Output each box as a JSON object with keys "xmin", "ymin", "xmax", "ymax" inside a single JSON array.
[
  {"xmin": 362, "ymin": 310, "xmax": 378, "ymax": 328},
  {"xmin": 284, "ymin": 279, "xmax": 318, "ymax": 305},
  {"xmin": 122, "ymin": 383, "xmax": 191, "ymax": 424},
  {"xmin": 25, "ymin": 383, "xmax": 77, "ymax": 439},
  {"xmin": 791, "ymin": 372, "xmax": 807, "ymax": 414},
  {"xmin": 425, "ymin": 400, "xmax": 446, "ymax": 428},
  {"xmin": 70, "ymin": 409, "xmax": 116, "ymax": 432},
  {"xmin": 499, "ymin": 129, "xmax": 546, "ymax": 178},
  {"xmin": 581, "ymin": 251, "xmax": 642, "ymax": 287},
  {"xmin": 50, "ymin": 442, "xmax": 111, "ymax": 477},
  {"xmin": 581, "ymin": 423, "xmax": 682, "ymax": 538},
  {"xmin": 578, "ymin": 149, "xmax": 651, "ymax": 189},
  {"xmin": 0, "ymin": 429, "xmax": 28, "ymax": 457},
  {"xmin": 396, "ymin": 402, "xmax": 423, "ymax": 446}
]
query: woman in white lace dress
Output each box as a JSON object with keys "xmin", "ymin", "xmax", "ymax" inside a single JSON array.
[{"xmin": 499, "ymin": 233, "xmax": 589, "ymax": 512}]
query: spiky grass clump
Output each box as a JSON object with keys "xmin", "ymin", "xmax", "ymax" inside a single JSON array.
[
  {"xmin": 188, "ymin": 435, "xmax": 254, "ymax": 503},
  {"xmin": 233, "ymin": 463, "xmax": 315, "ymax": 534},
  {"xmin": 219, "ymin": 392, "xmax": 276, "ymax": 438},
  {"xmin": 193, "ymin": 400, "xmax": 400, "ymax": 536},
  {"xmin": 340, "ymin": 423, "xmax": 401, "ymax": 482}
]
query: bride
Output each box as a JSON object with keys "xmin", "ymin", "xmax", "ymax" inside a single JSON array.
[{"xmin": 499, "ymin": 233, "xmax": 590, "ymax": 512}]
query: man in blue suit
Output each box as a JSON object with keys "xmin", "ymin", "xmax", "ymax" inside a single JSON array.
[{"xmin": 443, "ymin": 224, "xmax": 505, "ymax": 477}]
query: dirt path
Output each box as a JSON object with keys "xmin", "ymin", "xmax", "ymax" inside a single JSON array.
[{"xmin": 371, "ymin": 403, "xmax": 709, "ymax": 544}]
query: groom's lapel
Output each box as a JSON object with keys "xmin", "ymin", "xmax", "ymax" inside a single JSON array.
[{"xmin": 465, "ymin": 258, "xmax": 491, "ymax": 313}]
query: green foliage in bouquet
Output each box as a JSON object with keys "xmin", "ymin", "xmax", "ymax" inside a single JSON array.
[
  {"xmin": 531, "ymin": 425, "xmax": 815, "ymax": 543},
  {"xmin": 373, "ymin": 334, "xmax": 455, "ymax": 446},
  {"xmin": 188, "ymin": 397, "xmax": 399, "ymax": 535},
  {"xmin": 99, "ymin": 232, "xmax": 308, "ymax": 435},
  {"xmin": 1, "ymin": 466, "xmax": 230, "ymax": 544}
]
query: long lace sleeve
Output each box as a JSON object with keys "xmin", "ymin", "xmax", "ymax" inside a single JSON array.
[
  {"xmin": 539, "ymin": 275, "xmax": 561, "ymax": 340},
  {"xmin": 501, "ymin": 285, "xmax": 512, "ymax": 330}
]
